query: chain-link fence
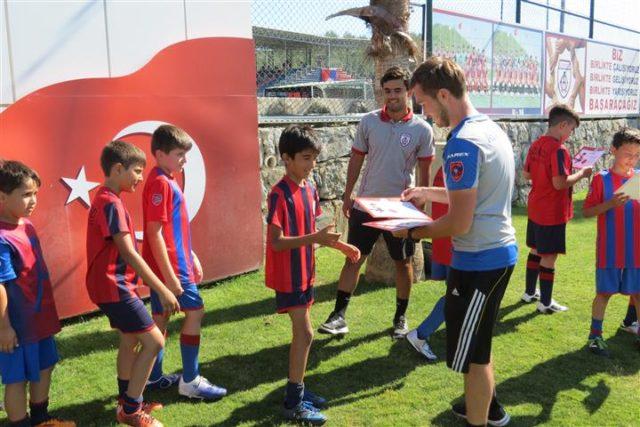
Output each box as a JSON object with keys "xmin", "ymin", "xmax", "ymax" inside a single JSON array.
[
  {"xmin": 252, "ymin": 1, "xmax": 425, "ymax": 121},
  {"xmin": 252, "ymin": 1, "xmax": 638, "ymax": 121},
  {"xmin": 432, "ymin": 0, "xmax": 640, "ymax": 47}
]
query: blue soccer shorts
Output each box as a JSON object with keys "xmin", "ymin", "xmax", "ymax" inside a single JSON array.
[
  {"xmin": 0, "ymin": 336, "xmax": 59, "ymax": 385},
  {"xmin": 596, "ymin": 268, "xmax": 640, "ymax": 295},
  {"xmin": 98, "ymin": 296, "xmax": 155, "ymax": 334},
  {"xmin": 150, "ymin": 283, "xmax": 204, "ymax": 315}
]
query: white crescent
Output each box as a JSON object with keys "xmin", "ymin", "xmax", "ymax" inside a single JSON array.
[{"xmin": 113, "ymin": 121, "xmax": 206, "ymax": 240}]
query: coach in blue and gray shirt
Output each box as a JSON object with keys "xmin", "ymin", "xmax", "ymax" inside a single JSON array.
[{"xmin": 398, "ymin": 57, "xmax": 517, "ymax": 427}]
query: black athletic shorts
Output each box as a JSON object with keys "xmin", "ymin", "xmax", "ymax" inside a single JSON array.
[
  {"xmin": 526, "ymin": 219, "xmax": 566, "ymax": 255},
  {"xmin": 445, "ymin": 265, "xmax": 514, "ymax": 373},
  {"xmin": 347, "ymin": 208, "xmax": 415, "ymax": 261}
]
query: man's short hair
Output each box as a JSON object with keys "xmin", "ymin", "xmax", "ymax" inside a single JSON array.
[
  {"xmin": 410, "ymin": 57, "xmax": 467, "ymax": 99},
  {"xmin": 100, "ymin": 140, "xmax": 147, "ymax": 176},
  {"xmin": 380, "ymin": 66, "xmax": 411, "ymax": 90},
  {"xmin": 278, "ymin": 125, "xmax": 321, "ymax": 159},
  {"xmin": 0, "ymin": 160, "xmax": 41, "ymax": 194},
  {"xmin": 151, "ymin": 124, "xmax": 193, "ymax": 155},
  {"xmin": 612, "ymin": 126, "xmax": 640, "ymax": 149},
  {"xmin": 548, "ymin": 104, "xmax": 580, "ymax": 127}
]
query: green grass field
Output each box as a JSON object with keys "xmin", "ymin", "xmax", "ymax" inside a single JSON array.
[{"xmin": 2, "ymin": 192, "xmax": 639, "ymax": 426}]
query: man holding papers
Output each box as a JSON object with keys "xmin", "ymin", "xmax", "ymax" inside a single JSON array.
[
  {"xmin": 318, "ymin": 66, "xmax": 434, "ymax": 339},
  {"xmin": 397, "ymin": 57, "xmax": 517, "ymax": 427}
]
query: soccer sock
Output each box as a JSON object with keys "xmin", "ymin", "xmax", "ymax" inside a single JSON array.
[
  {"xmin": 9, "ymin": 417, "xmax": 30, "ymax": 427},
  {"xmin": 149, "ymin": 348, "xmax": 165, "ymax": 382},
  {"xmin": 180, "ymin": 333, "xmax": 200, "ymax": 383},
  {"xmin": 539, "ymin": 266, "xmax": 555, "ymax": 307},
  {"xmin": 122, "ymin": 393, "xmax": 142, "ymax": 415},
  {"xmin": 29, "ymin": 399, "xmax": 50, "ymax": 425},
  {"xmin": 117, "ymin": 378, "xmax": 129, "ymax": 399},
  {"xmin": 525, "ymin": 253, "xmax": 541, "ymax": 295},
  {"xmin": 490, "ymin": 390, "xmax": 500, "ymax": 411},
  {"xmin": 394, "ymin": 297, "xmax": 409, "ymax": 323},
  {"xmin": 416, "ymin": 296, "xmax": 445, "ymax": 340},
  {"xmin": 333, "ymin": 290, "xmax": 351, "ymax": 318},
  {"xmin": 589, "ymin": 318, "xmax": 603, "ymax": 339},
  {"xmin": 623, "ymin": 301, "xmax": 637, "ymax": 326},
  {"xmin": 284, "ymin": 381, "xmax": 304, "ymax": 409}
]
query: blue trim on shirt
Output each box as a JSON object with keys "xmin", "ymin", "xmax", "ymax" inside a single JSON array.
[
  {"xmin": 448, "ymin": 114, "xmax": 488, "ymax": 140},
  {"xmin": 452, "ymin": 244, "xmax": 518, "ymax": 271},
  {"xmin": 444, "ymin": 138, "xmax": 480, "ymax": 190}
]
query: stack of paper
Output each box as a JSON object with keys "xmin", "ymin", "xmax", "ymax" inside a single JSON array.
[
  {"xmin": 615, "ymin": 173, "xmax": 640, "ymax": 200},
  {"xmin": 356, "ymin": 197, "xmax": 432, "ymax": 231}
]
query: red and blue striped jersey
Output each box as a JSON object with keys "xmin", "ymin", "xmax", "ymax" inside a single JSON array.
[
  {"xmin": 584, "ymin": 169, "xmax": 640, "ymax": 269},
  {"xmin": 142, "ymin": 167, "xmax": 195, "ymax": 286},
  {"xmin": 431, "ymin": 167, "xmax": 452, "ymax": 266},
  {"xmin": 86, "ymin": 186, "xmax": 139, "ymax": 303},
  {"xmin": 0, "ymin": 219, "xmax": 61, "ymax": 344},
  {"xmin": 265, "ymin": 175, "xmax": 322, "ymax": 293}
]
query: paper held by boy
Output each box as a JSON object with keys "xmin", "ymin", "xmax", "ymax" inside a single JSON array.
[
  {"xmin": 355, "ymin": 197, "xmax": 432, "ymax": 231},
  {"xmin": 615, "ymin": 172, "xmax": 640, "ymax": 200},
  {"xmin": 572, "ymin": 147, "xmax": 606, "ymax": 169}
]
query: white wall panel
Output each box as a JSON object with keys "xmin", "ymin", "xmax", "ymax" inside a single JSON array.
[
  {"xmin": 1, "ymin": 0, "xmax": 15, "ymax": 104},
  {"xmin": 186, "ymin": 0, "xmax": 252, "ymax": 39},
  {"xmin": 106, "ymin": 1, "xmax": 186, "ymax": 77},
  {"xmin": 6, "ymin": 0, "xmax": 109, "ymax": 99}
]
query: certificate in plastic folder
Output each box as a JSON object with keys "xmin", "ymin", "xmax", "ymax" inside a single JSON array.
[
  {"xmin": 355, "ymin": 197, "xmax": 432, "ymax": 231},
  {"xmin": 615, "ymin": 173, "xmax": 640, "ymax": 200}
]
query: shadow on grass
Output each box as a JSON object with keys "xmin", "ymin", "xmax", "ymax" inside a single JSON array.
[
  {"xmin": 53, "ymin": 396, "xmax": 115, "ymax": 426},
  {"xmin": 429, "ymin": 330, "xmax": 639, "ymax": 426},
  {"xmin": 212, "ymin": 338, "xmax": 418, "ymax": 426},
  {"xmin": 55, "ymin": 276, "xmax": 391, "ymax": 362}
]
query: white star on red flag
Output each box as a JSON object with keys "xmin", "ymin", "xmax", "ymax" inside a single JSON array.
[{"xmin": 61, "ymin": 166, "xmax": 99, "ymax": 207}]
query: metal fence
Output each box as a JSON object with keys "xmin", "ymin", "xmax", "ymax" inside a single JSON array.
[
  {"xmin": 252, "ymin": 0, "xmax": 639, "ymax": 121},
  {"xmin": 252, "ymin": 1, "xmax": 425, "ymax": 122}
]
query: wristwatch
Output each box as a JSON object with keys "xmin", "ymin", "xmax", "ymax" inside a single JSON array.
[{"xmin": 407, "ymin": 227, "xmax": 420, "ymax": 242}]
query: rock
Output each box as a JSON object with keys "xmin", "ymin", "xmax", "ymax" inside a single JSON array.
[
  {"xmin": 364, "ymin": 236, "xmax": 425, "ymax": 284},
  {"xmin": 312, "ymin": 159, "xmax": 349, "ymax": 200},
  {"xmin": 315, "ymin": 127, "xmax": 354, "ymax": 162}
]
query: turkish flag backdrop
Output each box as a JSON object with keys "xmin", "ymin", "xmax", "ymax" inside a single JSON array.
[{"xmin": 0, "ymin": 38, "xmax": 263, "ymax": 318}]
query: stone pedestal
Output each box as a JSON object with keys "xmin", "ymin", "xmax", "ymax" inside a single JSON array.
[{"xmin": 364, "ymin": 236, "xmax": 425, "ymax": 284}]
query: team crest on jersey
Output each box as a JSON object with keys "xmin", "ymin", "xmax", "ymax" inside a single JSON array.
[
  {"xmin": 152, "ymin": 193, "xmax": 163, "ymax": 206},
  {"xmin": 399, "ymin": 133, "xmax": 411, "ymax": 147},
  {"xmin": 450, "ymin": 161, "xmax": 464, "ymax": 182}
]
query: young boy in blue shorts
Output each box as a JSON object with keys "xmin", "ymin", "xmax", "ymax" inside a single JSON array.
[
  {"xmin": 142, "ymin": 125, "xmax": 226, "ymax": 400},
  {"xmin": 86, "ymin": 141, "xmax": 180, "ymax": 426},
  {"xmin": 266, "ymin": 125, "xmax": 360, "ymax": 425},
  {"xmin": 583, "ymin": 127, "xmax": 640, "ymax": 356},
  {"xmin": 0, "ymin": 161, "xmax": 75, "ymax": 427}
]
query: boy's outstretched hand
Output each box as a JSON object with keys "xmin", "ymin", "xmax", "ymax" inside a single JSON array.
[
  {"xmin": 0, "ymin": 324, "xmax": 18, "ymax": 353},
  {"xmin": 334, "ymin": 241, "xmax": 361, "ymax": 263},
  {"xmin": 314, "ymin": 225, "xmax": 341, "ymax": 246}
]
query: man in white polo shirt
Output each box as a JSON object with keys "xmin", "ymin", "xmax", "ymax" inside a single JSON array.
[
  {"xmin": 318, "ymin": 66, "xmax": 434, "ymax": 339},
  {"xmin": 399, "ymin": 57, "xmax": 517, "ymax": 427}
]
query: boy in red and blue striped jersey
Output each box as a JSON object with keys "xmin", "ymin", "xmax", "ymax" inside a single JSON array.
[
  {"xmin": 142, "ymin": 125, "xmax": 226, "ymax": 401},
  {"xmin": 0, "ymin": 161, "xmax": 74, "ymax": 427},
  {"xmin": 87, "ymin": 141, "xmax": 180, "ymax": 426},
  {"xmin": 583, "ymin": 127, "xmax": 640, "ymax": 356},
  {"xmin": 266, "ymin": 125, "xmax": 360, "ymax": 425}
]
